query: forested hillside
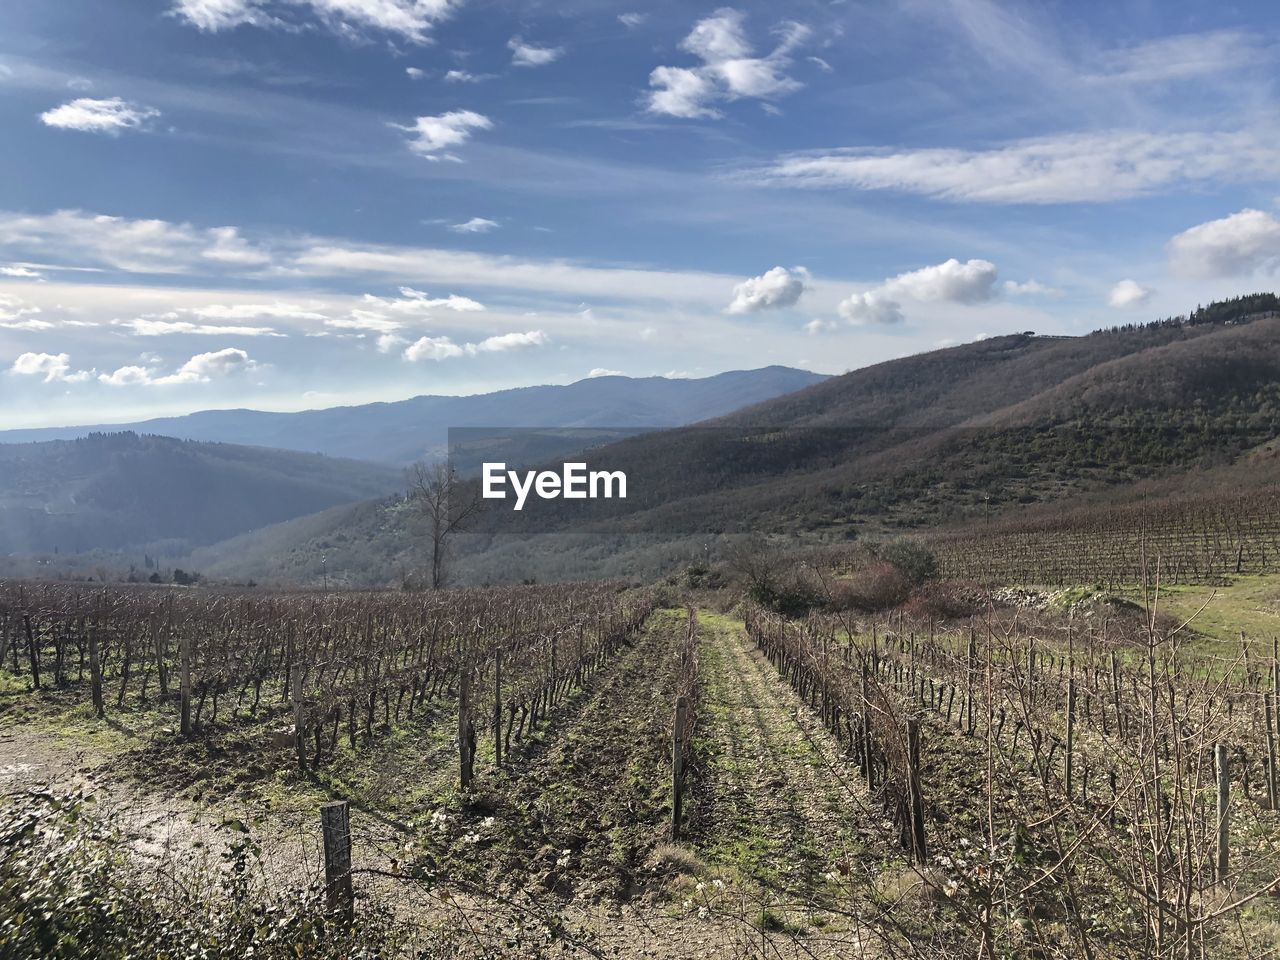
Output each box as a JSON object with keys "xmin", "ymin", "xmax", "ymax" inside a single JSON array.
[
  {"xmin": 189, "ymin": 302, "xmax": 1280, "ymax": 586},
  {"xmin": 0, "ymin": 432, "xmax": 404, "ymax": 556}
]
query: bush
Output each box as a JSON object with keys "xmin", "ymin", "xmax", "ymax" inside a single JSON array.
[
  {"xmin": 903, "ymin": 581, "xmax": 987, "ymax": 620},
  {"xmin": 829, "ymin": 562, "xmax": 911, "ymax": 613},
  {"xmin": 0, "ymin": 790, "xmax": 405, "ymax": 959},
  {"xmin": 875, "ymin": 540, "xmax": 939, "ymax": 585}
]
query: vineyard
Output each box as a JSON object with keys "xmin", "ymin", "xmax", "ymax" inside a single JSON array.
[
  {"xmin": 2, "ymin": 575, "xmax": 1280, "ymax": 958},
  {"xmin": 932, "ymin": 484, "xmax": 1280, "ymax": 588}
]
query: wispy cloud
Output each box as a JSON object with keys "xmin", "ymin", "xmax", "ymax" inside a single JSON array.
[
  {"xmin": 449, "ymin": 217, "xmax": 499, "ymax": 233},
  {"xmin": 508, "ymin": 37, "xmax": 565, "ymax": 68},
  {"xmin": 394, "ymin": 110, "xmax": 492, "ymax": 160},
  {"xmin": 170, "ymin": 0, "xmax": 457, "ymax": 45},
  {"xmin": 755, "ymin": 131, "xmax": 1280, "ymax": 204},
  {"xmin": 39, "ymin": 97, "xmax": 159, "ymax": 135}
]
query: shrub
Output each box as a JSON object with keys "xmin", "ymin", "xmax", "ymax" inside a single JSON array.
[
  {"xmin": 0, "ymin": 790, "xmax": 405, "ymax": 959},
  {"xmin": 835, "ymin": 562, "xmax": 911, "ymax": 612},
  {"xmin": 875, "ymin": 540, "xmax": 939, "ymax": 585}
]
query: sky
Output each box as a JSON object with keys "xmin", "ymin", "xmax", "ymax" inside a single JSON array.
[{"xmin": 1, "ymin": 0, "xmax": 1279, "ymax": 428}]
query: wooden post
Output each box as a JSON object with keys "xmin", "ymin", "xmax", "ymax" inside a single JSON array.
[
  {"xmin": 87, "ymin": 626, "xmax": 104, "ymax": 719},
  {"xmin": 22, "ymin": 615, "xmax": 40, "ymax": 690},
  {"xmin": 293, "ymin": 664, "xmax": 306, "ymax": 770},
  {"xmin": 1065, "ymin": 677, "xmax": 1076, "ymax": 799},
  {"xmin": 459, "ymin": 669, "xmax": 473, "ymax": 789},
  {"xmin": 179, "ymin": 632, "xmax": 192, "ymax": 736},
  {"xmin": 320, "ymin": 800, "xmax": 354, "ymax": 924},
  {"xmin": 672, "ymin": 696, "xmax": 688, "ymax": 839},
  {"xmin": 493, "ymin": 652, "xmax": 503, "ymax": 767},
  {"xmin": 1216, "ymin": 744, "xmax": 1230, "ymax": 886},
  {"xmin": 906, "ymin": 717, "xmax": 927, "ymax": 863},
  {"xmin": 1265, "ymin": 690, "xmax": 1278, "ymax": 811}
]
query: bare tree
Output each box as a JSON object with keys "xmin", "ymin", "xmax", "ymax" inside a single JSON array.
[{"xmin": 411, "ymin": 461, "xmax": 483, "ymax": 589}]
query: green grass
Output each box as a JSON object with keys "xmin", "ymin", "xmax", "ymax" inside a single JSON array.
[{"xmin": 1127, "ymin": 574, "xmax": 1280, "ymax": 645}]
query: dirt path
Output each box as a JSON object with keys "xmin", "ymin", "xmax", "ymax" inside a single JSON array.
[{"xmin": 688, "ymin": 611, "xmax": 886, "ymax": 954}]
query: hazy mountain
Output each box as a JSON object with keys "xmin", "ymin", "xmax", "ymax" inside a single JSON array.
[
  {"xmin": 0, "ymin": 367, "xmax": 828, "ymax": 465},
  {"xmin": 0, "ymin": 432, "xmax": 405, "ymax": 556},
  {"xmin": 186, "ymin": 300, "xmax": 1280, "ymax": 586}
]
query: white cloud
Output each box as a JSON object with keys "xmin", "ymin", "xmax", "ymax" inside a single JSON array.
[
  {"xmin": 647, "ymin": 8, "xmax": 807, "ymax": 119},
  {"xmin": 10, "ymin": 352, "xmax": 91, "ymax": 383},
  {"xmin": 807, "ymin": 55, "xmax": 832, "ymax": 73},
  {"xmin": 402, "ymin": 329, "xmax": 548, "ymax": 362},
  {"xmin": 832, "ymin": 257, "xmax": 997, "ymax": 327},
  {"xmin": 329, "ymin": 313, "xmax": 402, "ymax": 333},
  {"xmin": 1, "ymin": 265, "xmax": 44, "ymax": 279},
  {"xmin": 1167, "ymin": 208, "xmax": 1280, "ymax": 279},
  {"xmin": 508, "ymin": 37, "xmax": 564, "ymax": 68},
  {"xmin": 395, "ymin": 110, "xmax": 492, "ymax": 159},
  {"xmin": 444, "ymin": 69, "xmax": 492, "ymax": 83},
  {"xmin": 122, "ymin": 318, "xmax": 283, "ymax": 337},
  {"xmin": 0, "ymin": 210, "xmax": 747, "ymax": 306},
  {"xmin": 759, "ymin": 131, "xmax": 1280, "ymax": 204},
  {"xmin": 362, "ymin": 287, "xmax": 485, "ymax": 314},
  {"xmin": 803, "ymin": 318, "xmax": 836, "ymax": 335},
  {"xmin": 1004, "ymin": 279, "xmax": 1062, "ymax": 297},
  {"xmin": 450, "ymin": 217, "xmax": 499, "ymax": 234},
  {"xmin": 0, "ymin": 296, "xmax": 50, "ymax": 329},
  {"xmin": 471, "ymin": 330, "xmax": 548, "ymax": 352},
  {"xmin": 618, "ymin": 13, "xmax": 645, "ymax": 29},
  {"xmin": 837, "ymin": 291, "xmax": 903, "ymax": 326},
  {"xmin": 190, "ymin": 301, "xmax": 326, "ymax": 320},
  {"xmin": 100, "ymin": 347, "xmax": 255, "ymax": 386},
  {"xmin": 403, "ymin": 335, "xmax": 465, "ymax": 361},
  {"xmin": 39, "ymin": 97, "xmax": 160, "ymax": 135},
  {"xmin": 170, "ymin": 0, "xmax": 259, "ymax": 30},
  {"xmin": 376, "ymin": 333, "xmax": 406, "ymax": 353},
  {"xmin": 98, "ymin": 365, "xmax": 155, "ymax": 386},
  {"xmin": 1090, "ymin": 30, "xmax": 1266, "ymax": 85},
  {"xmin": 588, "ymin": 367, "xmax": 624, "ymax": 377},
  {"xmin": 171, "ymin": 0, "xmax": 456, "ymax": 44},
  {"xmin": 0, "ymin": 210, "xmax": 272, "ymax": 274},
  {"xmin": 0, "ymin": 318, "xmax": 55, "ymax": 331},
  {"xmin": 1107, "ymin": 279, "xmax": 1153, "ymax": 308},
  {"xmin": 647, "ymin": 67, "xmax": 720, "ymax": 119},
  {"xmin": 883, "ymin": 258, "xmax": 997, "ymax": 304},
  {"xmin": 406, "ymin": 67, "xmax": 426, "ymax": 79},
  {"xmin": 727, "ymin": 265, "xmax": 808, "ymax": 314}
]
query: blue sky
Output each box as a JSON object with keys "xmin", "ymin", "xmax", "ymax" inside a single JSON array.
[{"xmin": 1, "ymin": 0, "xmax": 1278, "ymax": 427}]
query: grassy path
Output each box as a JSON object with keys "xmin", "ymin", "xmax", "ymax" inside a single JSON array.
[{"xmin": 692, "ymin": 610, "xmax": 884, "ymax": 942}]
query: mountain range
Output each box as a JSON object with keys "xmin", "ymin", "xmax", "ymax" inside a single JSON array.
[
  {"xmin": 183, "ymin": 303, "xmax": 1280, "ymax": 586},
  {"xmin": 0, "ymin": 366, "xmax": 827, "ymax": 465},
  {"xmin": 0, "ymin": 366, "xmax": 826, "ymax": 561}
]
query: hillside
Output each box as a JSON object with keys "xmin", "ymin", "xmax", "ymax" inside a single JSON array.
[
  {"xmin": 186, "ymin": 304, "xmax": 1280, "ymax": 586},
  {"xmin": 0, "ymin": 367, "xmax": 827, "ymax": 465},
  {"xmin": 0, "ymin": 432, "xmax": 405, "ymax": 556}
]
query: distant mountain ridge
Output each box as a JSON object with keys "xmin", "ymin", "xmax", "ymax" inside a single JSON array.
[
  {"xmin": 0, "ymin": 367, "xmax": 828, "ymax": 465},
  {"xmin": 182, "ymin": 303, "xmax": 1280, "ymax": 586},
  {"xmin": 0, "ymin": 432, "xmax": 406, "ymax": 556}
]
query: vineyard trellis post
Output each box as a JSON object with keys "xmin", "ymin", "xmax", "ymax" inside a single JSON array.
[
  {"xmin": 907, "ymin": 716, "xmax": 927, "ymax": 863},
  {"xmin": 23, "ymin": 615, "xmax": 39, "ymax": 690},
  {"xmin": 1217, "ymin": 744, "xmax": 1230, "ymax": 887},
  {"xmin": 493, "ymin": 651, "xmax": 503, "ymax": 767},
  {"xmin": 179, "ymin": 631, "xmax": 192, "ymax": 736},
  {"xmin": 459, "ymin": 668, "xmax": 474, "ymax": 789},
  {"xmin": 87, "ymin": 626, "xmax": 104, "ymax": 719},
  {"xmin": 320, "ymin": 800, "xmax": 354, "ymax": 924},
  {"xmin": 292, "ymin": 663, "xmax": 306, "ymax": 770},
  {"xmin": 672, "ymin": 695, "xmax": 688, "ymax": 840}
]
